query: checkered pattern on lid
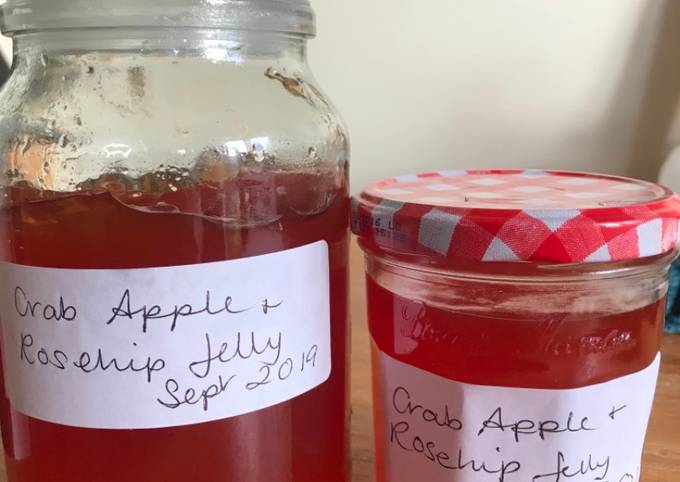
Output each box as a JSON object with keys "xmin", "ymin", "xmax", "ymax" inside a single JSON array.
[{"xmin": 351, "ymin": 169, "xmax": 680, "ymax": 263}]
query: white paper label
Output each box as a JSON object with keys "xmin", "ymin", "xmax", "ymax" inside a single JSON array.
[
  {"xmin": 0, "ymin": 241, "xmax": 331, "ymax": 430},
  {"xmin": 377, "ymin": 350, "xmax": 660, "ymax": 482}
]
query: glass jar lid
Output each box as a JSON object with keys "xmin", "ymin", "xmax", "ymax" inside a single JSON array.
[
  {"xmin": 352, "ymin": 169, "xmax": 680, "ymax": 264},
  {"xmin": 1, "ymin": 0, "xmax": 315, "ymax": 37}
]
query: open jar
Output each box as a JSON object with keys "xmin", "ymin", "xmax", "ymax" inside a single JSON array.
[
  {"xmin": 353, "ymin": 169, "xmax": 680, "ymax": 482},
  {"xmin": 0, "ymin": 1, "xmax": 349, "ymax": 482}
]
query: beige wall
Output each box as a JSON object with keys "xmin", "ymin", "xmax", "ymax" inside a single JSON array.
[
  {"xmin": 2, "ymin": 1, "xmax": 680, "ymax": 189},
  {"xmin": 0, "ymin": 2, "xmax": 8, "ymax": 66},
  {"xmin": 0, "ymin": 0, "xmax": 6, "ymax": 61},
  {"xmin": 310, "ymin": 0, "xmax": 680, "ymax": 189}
]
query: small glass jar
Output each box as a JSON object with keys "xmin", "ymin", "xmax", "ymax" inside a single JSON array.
[
  {"xmin": 0, "ymin": 1, "xmax": 349, "ymax": 482},
  {"xmin": 353, "ymin": 170, "xmax": 680, "ymax": 482}
]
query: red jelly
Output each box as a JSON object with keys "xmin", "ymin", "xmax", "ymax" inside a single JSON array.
[
  {"xmin": 0, "ymin": 174, "xmax": 349, "ymax": 482},
  {"xmin": 353, "ymin": 170, "xmax": 680, "ymax": 482}
]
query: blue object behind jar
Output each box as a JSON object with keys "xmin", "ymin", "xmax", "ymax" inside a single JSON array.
[{"xmin": 666, "ymin": 258, "xmax": 680, "ymax": 333}]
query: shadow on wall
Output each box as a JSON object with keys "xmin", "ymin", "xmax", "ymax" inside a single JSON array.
[
  {"xmin": 563, "ymin": 0, "xmax": 680, "ymax": 182},
  {"xmin": 622, "ymin": 0, "xmax": 680, "ymax": 180}
]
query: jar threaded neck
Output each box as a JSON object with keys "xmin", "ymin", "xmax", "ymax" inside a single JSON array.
[{"xmin": 1, "ymin": 0, "xmax": 315, "ymax": 37}]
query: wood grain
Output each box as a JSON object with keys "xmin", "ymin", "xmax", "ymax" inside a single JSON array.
[{"xmin": 348, "ymin": 241, "xmax": 680, "ymax": 482}]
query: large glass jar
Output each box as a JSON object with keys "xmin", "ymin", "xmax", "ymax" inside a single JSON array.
[{"xmin": 0, "ymin": 1, "xmax": 350, "ymax": 482}]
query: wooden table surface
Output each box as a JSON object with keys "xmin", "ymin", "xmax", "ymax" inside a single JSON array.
[{"xmin": 348, "ymin": 242, "xmax": 680, "ymax": 482}]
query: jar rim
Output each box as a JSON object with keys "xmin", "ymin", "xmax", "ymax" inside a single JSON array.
[{"xmin": 1, "ymin": 0, "xmax": 315, "ymax": 37}]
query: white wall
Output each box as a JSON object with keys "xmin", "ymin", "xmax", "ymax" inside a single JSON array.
[
  {"xmin": 0, "ymin": 0, "xmax": 9, "ymax": 64},
  {"xmin": 310, "ymin": 0, "xmax": 680, "ymax": 189},
  {"xmin": 0, "ymin": 38, "xmax": 8, "ymax": 64},
  {"xmin": 2, "ymin": 1, "xmax": 679, "ymax": 189}
]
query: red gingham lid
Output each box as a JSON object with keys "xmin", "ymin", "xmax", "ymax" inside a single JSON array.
[{"xmin": 351, "ymin": 169, "xmax": 680, "ymax": 264}]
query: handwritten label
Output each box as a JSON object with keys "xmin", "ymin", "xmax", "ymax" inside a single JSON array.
[
  {"xmin": 377, "ymin": 350, "xmax": 660, "ymax": 482},
  {"xmin": 0, "ymin": 242, "xmax": 331, "ymax": 429}
]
